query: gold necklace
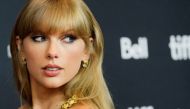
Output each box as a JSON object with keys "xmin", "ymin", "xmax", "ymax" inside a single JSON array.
[
  {"xmin": 30, "ymin": 95, "xmax": 78, "ymax": 109},
  {"xmin": 60, "ymin": 95, "xmax": 78, "ymax": 109}
]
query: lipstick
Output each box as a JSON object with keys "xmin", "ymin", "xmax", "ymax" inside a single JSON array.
[{"xmin": 42, "ymin": 64, "xmax": 63, "ymax": 77}]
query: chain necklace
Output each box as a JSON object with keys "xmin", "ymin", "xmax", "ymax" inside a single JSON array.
[
  {"xmin": 60, "ymin": 95, "xmax": 78, "ymax": 109},
  {"xmin": 30, "ymin": 95, "xmax": 78, "ymax": 109}
]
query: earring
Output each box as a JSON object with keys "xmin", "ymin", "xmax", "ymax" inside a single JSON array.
[{"xmin": 82, "ymin": 60, "xmax": 88, "ymax": 68}]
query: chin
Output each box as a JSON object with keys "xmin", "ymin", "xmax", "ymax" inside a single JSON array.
[
  {"xmin": 42, "ymin": 81, "xmax": 66, "ymax": 89},
  {"xmin": 43, "ymin": 84, "xmax": 63, "ymax": 89}
]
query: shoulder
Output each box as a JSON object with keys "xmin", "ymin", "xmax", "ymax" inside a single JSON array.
[
  {"xmin": 71, "ymin": 101, "xmax": 96, "ymax": 109},
  {"xmin": 18, "ymin": 104, "xmax": 30, "ymax": 109}
]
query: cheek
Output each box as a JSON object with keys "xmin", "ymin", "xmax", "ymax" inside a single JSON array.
[
  {"xmin": 63, "ymin": 43, "xmax": 86, "ymax": 73},
  {"xmin": 25, "ymin": 48, "xmax": 42, "ymax": 62},
  {"xmin": 23, "ymin": 43, "xmax": 45, "ymax": 73}
]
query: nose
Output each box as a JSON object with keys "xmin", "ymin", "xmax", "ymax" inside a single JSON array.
[{"xmin": 47, "ymin": 41, "xmax": 59, "ymax": 59}]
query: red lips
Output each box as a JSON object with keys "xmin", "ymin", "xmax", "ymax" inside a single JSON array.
[
  {"xmin": 42, "ymin": 64, "xmax": 63, "ymax": 77},
  {"xmin": 43, "ymin": 64, "xmax": 63, "ymax": 69}
]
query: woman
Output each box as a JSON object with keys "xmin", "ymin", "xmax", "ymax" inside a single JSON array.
[{"xmin": 11, "ymin": 0, "xmax": 115, "ymax": 109}]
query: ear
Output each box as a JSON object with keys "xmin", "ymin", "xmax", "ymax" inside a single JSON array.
[
  {"xmin": 16, "ymin": 36, "xmax": 26, "ymax": 58},
  {"xmin": 82, "ymin": 37, "xmax": 94, "ymax": 61},
  {"xmin": 16, "ymin": 36, "xmax": 21, "ymax": 51},
  {"xmin": 82, "ymin": 49, "xmax": 90, "ymax": 61},
  {"xmin": 89, "ymin": 37, "xmax": 93, "ymax": 43},
  {"xmin": 16, "ymin": 36, "xmax": 22, "ymax": 51}
]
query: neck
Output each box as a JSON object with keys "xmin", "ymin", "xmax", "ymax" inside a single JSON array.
[{"xmin": 30, "ymin": 78, "xmax": 65, "ymax": 109}]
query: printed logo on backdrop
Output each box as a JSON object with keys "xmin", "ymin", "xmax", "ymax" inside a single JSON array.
[
  {"xmin": 127, "ymin": 106, "xmax": 183, "ymax": 109},
  {"xmin": 120, "ymin": 37, "xmax": 149, "ymax": 60},
  {"xmin": 120, "ymin": 35, "xmax": 190, "ymax": 61},
  {"xmin": 127, "ymin": 105, "xmax": 154, "ymax": 109},
  {"xmin": 169, "ymin": 35, "xmax": 190, "ymax": 61},
  {"xmin": 7, "ymin": 44, "xmax": 11, "ymax": 58}
]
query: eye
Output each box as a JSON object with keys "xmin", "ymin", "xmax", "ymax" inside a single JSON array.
[
  {"xmin": 62, "ymin": 34, "xmax": 77, "ymax": 43},
  {"xmin": 31, "ymin": 35, "xmax": 46, "ymax": 42}
]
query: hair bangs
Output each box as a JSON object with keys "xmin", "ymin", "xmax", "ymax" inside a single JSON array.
[{"xmin": 29, "ymin": 1, "xmax": 92, "ymax": 40}]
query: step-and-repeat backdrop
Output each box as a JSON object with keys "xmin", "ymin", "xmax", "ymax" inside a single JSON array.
[{"xmin": 1, "ymin": 0, "xmax": 190, "ymax": 109}]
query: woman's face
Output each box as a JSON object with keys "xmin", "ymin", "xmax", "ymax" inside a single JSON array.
[{"xmin": 19, "ymin": 30, "xmax": 89, "ymax": 88}]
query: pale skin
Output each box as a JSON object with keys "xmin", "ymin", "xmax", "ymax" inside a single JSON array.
[{"xmin": 17, "ymin": 30, "xmax": 93, "ymax": 109}]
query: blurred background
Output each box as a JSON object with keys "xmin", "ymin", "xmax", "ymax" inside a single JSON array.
[{"xmin": 0, "ymin": 0, "xmax": 190, "ymax": 109}]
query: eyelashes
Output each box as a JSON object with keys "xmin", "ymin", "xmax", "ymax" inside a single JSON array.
[
  {"xmin": 30, "ymin": 34, "xmax": 77, "ymax": 43},
  {"xmin": 31, "ymin": 35, "xmax": 46, "ymax": 42},
  {"xmin": 62, "ymin": 34, "xmax": 77, "ymax": 43}
]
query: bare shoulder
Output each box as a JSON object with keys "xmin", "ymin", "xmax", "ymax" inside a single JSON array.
[
  {"xmin": 18, "ymin": 104, "xmax": 30, "ymax": 109},
  {"xmin": 71, "ymin": 101, "xmax": 96, "ymax": 109}
]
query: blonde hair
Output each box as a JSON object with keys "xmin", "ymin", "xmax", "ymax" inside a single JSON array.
[{"xmin": 10, "ymin": 0, "xmax": 114, "ymax": 109}]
